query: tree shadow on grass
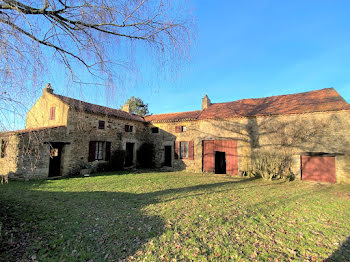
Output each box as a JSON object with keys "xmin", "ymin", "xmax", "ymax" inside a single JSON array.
[
  {"xmin": 326, "ymin": 237, "xmax": 350, "ymax": 261},
  {"xmin": 0, "ymin": 177, "xmax": 257, "ymax": 261}
]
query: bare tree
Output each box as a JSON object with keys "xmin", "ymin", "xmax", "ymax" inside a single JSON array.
[{"xmin": 0, "ymin": 0, "xmax": 195, "ymax": 130}]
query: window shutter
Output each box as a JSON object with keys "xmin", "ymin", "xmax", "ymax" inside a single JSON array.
[
  {"xmin": 174, "ymin": 141, "xmax": 179, "ymax": 159},
  {"xmin": 105, "ymin": 142, "xmax": 111, "ymax": 161},
  {"xmin": 99, "ymin": 121, "xmax": 105, "ymax": 129},
  {"xmin": 175, "ymin": 126, "xmax": 181, "ymax": 133},
  {"xmin": 88, "ymin": 141, "xmax": 96, "ymax": 162},
  {"xmin": 50, "ymin": 107, "xmax": 56, "ymax": 120},
  {"xmin": 189, "ymin": 141, "xmax": 194, "ymax": 160}
]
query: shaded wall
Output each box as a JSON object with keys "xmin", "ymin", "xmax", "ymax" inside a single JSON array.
[{"xmin": 150, "ymin": 110, "xmax": 350, "ymax": 183}]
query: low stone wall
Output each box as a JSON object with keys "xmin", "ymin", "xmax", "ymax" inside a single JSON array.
[{"xmin": 0, "ymin": 126, "xmax": 68, "ymax": 180}]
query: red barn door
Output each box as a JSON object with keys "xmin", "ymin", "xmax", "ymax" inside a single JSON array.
[
  {"xmin": 301, "ymin": 155, "xmax": 336, "ymax": 183},
  {"xmin": 203, "ymin": 140, "xmax": 238, "ymax": 175}
]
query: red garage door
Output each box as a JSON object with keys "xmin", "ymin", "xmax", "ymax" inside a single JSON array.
[
  {"xmin": 203, "ymin": 140, "xmax": 238, "ymax": 175},
  {"xmin": 301, "ymin": 155, "xmax": 336, "ymax": 183}
]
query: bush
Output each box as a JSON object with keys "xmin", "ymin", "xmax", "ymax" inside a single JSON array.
[
  {"xmin": 109, "ymin": 150, "xmax": 126, "ymax": 171},
  {"xmin": 249, "ymin": 151, "xmax": 293, "ymax": 180},
  {"xmin": 137, "ymin": 143, "xmax": 155, "ymax": 168}
]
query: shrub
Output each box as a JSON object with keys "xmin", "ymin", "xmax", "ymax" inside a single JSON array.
[
  {"xmin": 109, "ymin": 150, "xmax": 126, "ymax": 171},
  {"xmin": 137, "ymin": 143, "xmax": 155, "ymax": 168},
  {"xmin": 249, "ymin": 151, "xmax": 293, "ymax": 180}
]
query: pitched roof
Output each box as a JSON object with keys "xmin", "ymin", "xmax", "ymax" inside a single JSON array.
[
  {"xmin": 146, "ymin": 88, "xmax": 350, "ymax": 123},
  {"xmin": 144, "ymin": 110, "xmax": 202, "ymax": 122},
  {"xmin": 53, "ymin": 94, "xmax": 145, "ymax": 122}
]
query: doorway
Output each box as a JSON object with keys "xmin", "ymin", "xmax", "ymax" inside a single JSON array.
[
  {"xmin": 301, "ymin": 155, "xmax": 336, "ymax": 183},
  {"xmin": 125, "ymin": 142, "xmax": 135, "ymax": 167},
  {"xmin": 48, "ymin": 142, "xmax": 64, "ymax": 177},
  {"xmin": 215, "ymin": 151, "xmax": 226, "ymax": 174},
  {"xmin": 164, "ymin": 146, "xmax": 172, "ymax": 167}
]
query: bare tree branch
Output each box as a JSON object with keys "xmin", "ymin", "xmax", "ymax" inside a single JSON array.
[{"xmin": 0, "ymin": 0, "xmax": 195, "ymax": 130}]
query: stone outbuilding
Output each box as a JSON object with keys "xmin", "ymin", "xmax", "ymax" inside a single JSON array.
[{"xmin": 1, "ymin": 86, "xmax": 349, "ymax": 183}]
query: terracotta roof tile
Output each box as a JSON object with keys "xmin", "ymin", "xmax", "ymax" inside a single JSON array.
[
  {"xmin": 146, "ymin": 88, "xmax": 350, "ymax": 122},
  {"xmin": 199, "ymin": 88, "xmax": 350, "ymax": 119},
  {"xmin": 53, "ymin": 94, "xmax": 145, "ymax": 122},
  {"xmin": 145, "ymin": 110, "xmax": 202, "ymax": 122}
]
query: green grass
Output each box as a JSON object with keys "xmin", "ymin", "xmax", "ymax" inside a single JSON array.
[{"xmin": 0, "ymin": 171, "xmax": 349, "ymax": 261}]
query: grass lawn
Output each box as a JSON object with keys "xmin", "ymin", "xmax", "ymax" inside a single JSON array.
[{"xmin": 0, "ymin": 172, "xmax": 349, "ymax": 261}]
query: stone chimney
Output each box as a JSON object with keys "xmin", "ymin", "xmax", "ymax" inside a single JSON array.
[
  {"xmin": 202, "ymin": 94, "xmax": 211, "ymax": 110},
  {"xmin": 43, "ymin": 83, "xmax": 54, "ymax": 95},
  {"xmin": 122, "ymin": 103, "xmax": 131, "ymax": 113}
]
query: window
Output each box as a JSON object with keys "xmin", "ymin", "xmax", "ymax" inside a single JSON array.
[
  {"xmin": 1, "ymin": 140, "xmax": 8, "ymax": 158},
  {"xmin": 175, "ymin": 141, "xmax": 194, "ymax": 160},
  {"xmin": 151, "ymin": 127, "xmax": 159, "ymax": 133},
  {"xmin": 98, "ymin": 120, "xmax": 105, "ymax": 129},
  {"xmin": 175, "ymin": 126, "xmax": 186, "ymax": 133},
  {"xmin": 180, "ymin": 141, "xmax": 189, "ymax": 159},
  {"xmin": 95, "ymin": 142, "xmax": 105, "ymax": 160},
  {"xmin": 125, "ymin": 125, "xmax": 133, "ymax": 132},
  {"xmin": 49, "ymin": 107, "xmax": 56, "ymax": 120},
  {"xmin": 88, "ymin": 141, "xmax": 111, "ymax": 162}
]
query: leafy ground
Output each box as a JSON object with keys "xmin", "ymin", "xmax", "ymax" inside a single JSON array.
[{"xmin": 0, "ymin": 171, "xmax": 349, "ymax": 261}]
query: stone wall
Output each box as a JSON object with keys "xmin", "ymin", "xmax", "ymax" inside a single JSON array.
[
  {"xmin": 3, "ymin": 90, "xmax": 350, "ymax": 184},
  {"xmin": 150, "ymin": 110, "xmax": 350, "ymax": 183},
  {"xmin": 0, "ymin": 126, "xmax": 68, "ymax": 180},
  {"xmin": 1, "ymin": 108, "xmax": 148, "ymax": 179},
  {"xmin": 62, "ymin": 109, "xmax": 148, "ymax": 175}
]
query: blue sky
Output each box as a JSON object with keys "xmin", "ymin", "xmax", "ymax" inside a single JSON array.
[{"xmin": 47, "ymin": 0, "xmax": 350, "ymax": 115}]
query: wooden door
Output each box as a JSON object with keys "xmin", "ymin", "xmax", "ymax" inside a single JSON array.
[
  {"xmin": 48, "ymin": 143, "xmax": 63, "ymax": 177},
  {"xmin": 203, "ymin": 140, "xmax": 238, "ymax": 175},
  {"xmin": 125, "ymin": 143, "xmax": 134, "ymax": 167},
  {"xmin": 301, "ymin": 155, "xmax": 336, "ymax": 183},
  {"xmin": 164, "ymin": 146, "xmax": 172, "ymax": 167}
]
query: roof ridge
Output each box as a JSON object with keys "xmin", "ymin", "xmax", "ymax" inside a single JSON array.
[
  {"xmin": 53, "ymin": 94, "xmax": 145, "ymax": 122},
  {"xmin": 210, "ymin": 88, "xmax": 338, "ymax": 106},
  {"xmin": 146, "ymin": 109, "xmax": 201, "ymax": 117},
  {"xmin": 54, "ymin": 94, "xmax": 125, "ymax": 113}
]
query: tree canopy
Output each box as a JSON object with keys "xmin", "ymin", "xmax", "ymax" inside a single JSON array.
[{"xmin": 125, "ymin": 96, "xmax": 149, "ymax": 116}]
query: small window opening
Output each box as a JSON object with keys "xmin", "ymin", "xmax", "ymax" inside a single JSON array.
[
  {"xmin": 151, "ymin": 127, "xmax": 159, "ymax": 133},
  {"xmin": 125, "ymin": 125, "xmax": 133, "ymax": 132},
  {"xmin": 98, "ymin": 120, "xmax": 105, "ymax": 129},
  {"xmin": 175, "ymin": 126, "xmax": 187, "ymax": 133}
]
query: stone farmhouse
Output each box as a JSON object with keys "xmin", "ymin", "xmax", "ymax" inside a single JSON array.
[{"xmin": 0, "ymin": 85, "xmax": 350, "ymax": 183}]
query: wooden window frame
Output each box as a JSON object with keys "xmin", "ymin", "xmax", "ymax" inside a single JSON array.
[
  {"xmin": 175, "ymin": 126, "xmax": 186, "ymax": 133},
  {"xmin": 49, "ymin": 107, "xmax": 56, "ymax": 120},
  {"xmin": 180, "ymin": 141, "xmax": 189, "ymax": 159},
  {"xmin": 88, "ymin": 141, "xmax": 111, "ymax": 162},
  {"xmin": 125, "ymin": 125, "xmax": 133, "ymax": 132},
  {"xmin": 98, "ymin": 120, "xmax": 105, "ymax": 130},
  {"xmin": 95, "ymin": 141, "xmax": 105, "ymax": 160},
  {"xmin": 175, "ymin": 141, "xmax": 194, "ymax": 160}
]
